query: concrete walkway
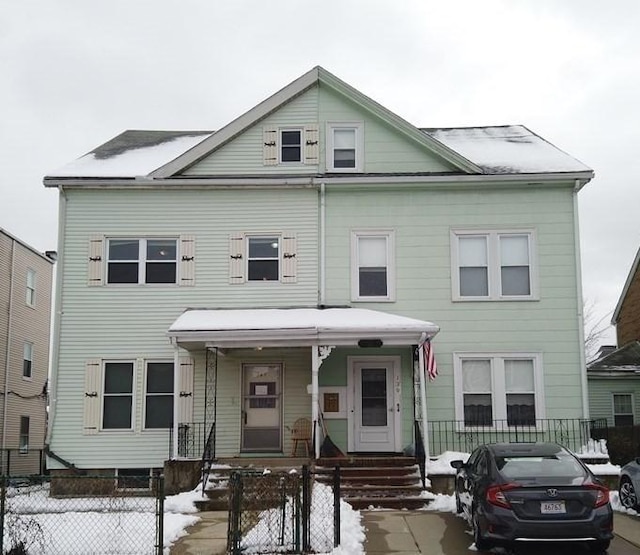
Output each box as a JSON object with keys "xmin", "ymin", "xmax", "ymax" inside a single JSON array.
[{"xmin": 169, "ymin": 509, "xmax": 640, "ymax": 554}]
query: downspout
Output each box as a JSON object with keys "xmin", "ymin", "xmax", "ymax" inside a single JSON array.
[
  {"xmin": 319, "ymin": 182, "xmax": 326, "ymax": 305},
  {"xmin": 573, "ymin": 181, "xmax": 589, "ymax": 419},
  {"xmin": 2, "ymin": 239, "xmax": 16, "ymax": 452},
  {"xmin": 45, "ymin": 186, "xmax": 67, "ymax": 446},
  {"xmin": 417, "ymin": 336, "xmax": 430, "ymax": 470}
]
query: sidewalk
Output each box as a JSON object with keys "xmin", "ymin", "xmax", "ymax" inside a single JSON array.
[{"xmin": 168, "ymin": 509, "xmax": 640, "ymax": 554}]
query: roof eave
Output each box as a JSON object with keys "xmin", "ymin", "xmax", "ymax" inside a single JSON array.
[{"xmin": 612, "ymin": 246, "xmax": 640, "ymax": 325}]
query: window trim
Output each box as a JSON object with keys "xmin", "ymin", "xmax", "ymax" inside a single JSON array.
[
  {"xmin": 22, "ymin": 342, "xmax": 33, "ymax": 380},
  {"xmin": 453, "ymin": 352, "xmax": 545, "ymax": 429},
  {"xmin": 612, "ymin": 392, "xmax": 634, "ymax": 426},
  {"xmin": 143, "ymin": 360, "xmax": 174, "ymax": 431},
  {"xmin": 350, "ymin": 230, "xmax": 395, "ymax": 302},
  {"xmin": 106, "ymin": 237, "xmax": 178, "ymax": 286},
  {"xmin": 279, "ymin": 128, "xmax": 303, "ymax": 164},
  {"xmin": 326, "ymin": 122, "xmax": 364, "ymax": 172},
  {"xmin": 101, "ymin": 360, "xmax": 135, "ymax": 432},
  {"xmin": 26, "ymin": 268, "xmax": 36, "ymax": 307},
  {"xmin": 451, "ymin": 228, "xmax": 538, "ymax": 301}
]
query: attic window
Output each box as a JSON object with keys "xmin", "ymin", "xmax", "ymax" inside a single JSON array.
[
  {"xmin": 281, "ymin": 130, "xmax": 302, "ymax": 163},
  {"xmin": 327, "ymin": 123, "xmax": 363, "ymax": 172}
]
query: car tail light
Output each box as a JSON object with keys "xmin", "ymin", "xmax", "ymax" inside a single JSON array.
[
  {"xmin": 486, "ymin": 483, "xmax": 520, "ymax": 509},
  {"xmin": 586, "ymin": 484, "xmax": 609, "ymax": 508}
]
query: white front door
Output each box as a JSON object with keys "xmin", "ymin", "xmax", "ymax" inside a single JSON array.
[
  {"xmin": 241, "ymin": 363, "xmax": 282, "ymax": 451},
  {"xmin": 350, "ymin": 358, "xmax": 400, "ymax": 452}
]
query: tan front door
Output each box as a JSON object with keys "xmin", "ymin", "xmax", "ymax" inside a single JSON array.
[{"xmin": 241, "ymin": 363, "xmax": 282, "ymax": 451}]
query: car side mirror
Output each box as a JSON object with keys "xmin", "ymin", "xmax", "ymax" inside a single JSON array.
[{"xmin": 450, "ymin": 459, "xmax": 465, "ymax": 470}]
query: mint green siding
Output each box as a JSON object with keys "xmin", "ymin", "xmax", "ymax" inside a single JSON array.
[
  {"xmin": 324, "ymin": 184, "xmax": 584, "ymax": 421},
  {"xmin": 183, "ymin": 84, "xmax": 456, "ymax": 176}
]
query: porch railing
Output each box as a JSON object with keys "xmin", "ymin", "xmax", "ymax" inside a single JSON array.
[
  {"xmin": 426, "ymin": 418, "xmax": 608, "ymax": 457},
  {"xmin": 170, "ymin": 418, "xmax": 609, "ymax": 461}
]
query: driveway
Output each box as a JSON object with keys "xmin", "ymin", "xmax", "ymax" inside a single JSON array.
[{"xmin": 362, "ymin": 510, "xmax": 640, "ymax": 554}]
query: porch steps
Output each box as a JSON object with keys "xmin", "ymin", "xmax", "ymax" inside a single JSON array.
[{"xmin": 314, "ymin": 456, "xmax": 428, "ymax": 510}]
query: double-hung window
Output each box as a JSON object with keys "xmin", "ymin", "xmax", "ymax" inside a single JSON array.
[
  {"xmin": 452, "ymin": 230, "xmax": 536, "ymax": 300},
  {"xmin": 613, "ymin": 393, "xmax": 634, "ymax": 426},
  {"xmin": 327, "ymin": 123, "xmax": 363, "ymax": 172},
  {"xmin": 107, "ymin": 238, "xmax": 177, "ymax": 284},
  {"xmin": 280, "ymin": 129, "xmax": 302, "ymax": 163},
  {"xmin": 351, "ymin": 231, "xmax": 395, "ymax": 301},
  {"xmin": 248, "ymin": 236, "xmax": 280, "ymax": 281},
  {"xmin": 144, "ymin": 362, "xmax": 174, "ymax": 429},
  {"xmin": 102, "ymin": 361, "xmax": 134, "ymax": 430},
  {"xmin": 26, "ymin": 269, "xmax": 36, "ymax": 306},
  {"xmin": 455, "ymin": 353, "xmax": 543, "ymax": 427},
  {"xmin": 19, "ymin": 416, "xmax": 29, "ymax": 454},
  {"xmin": 23, "ymin": 342, "xmax": 33, "ymax": 379}
]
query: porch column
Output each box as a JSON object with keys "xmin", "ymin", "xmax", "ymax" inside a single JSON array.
[
  {"xmin": 311, "ymin": 345, "xmax": 319, "ymax": 458},
  {"xmin": 173, "ymin": 344, "xmax": 181, "ymax": 459},
  {"xmin": 418, "ymin": 344, "xmax": 430, "ymax": 469}
]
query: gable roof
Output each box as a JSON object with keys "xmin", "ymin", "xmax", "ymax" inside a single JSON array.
[
  {"xmin": 587, "ymin": 340, "xmax": 640, "ymax": 373},
  {"xmin": 43, "ymin": 67, "xmax": 594, "ymax": 185},
  {"xmin": 612, "ymin": 246, "xmax": 640, "ymax": 325},
  {"xmin": 423, "ymin": 125, "xmax": 592, "ymax": 175}
]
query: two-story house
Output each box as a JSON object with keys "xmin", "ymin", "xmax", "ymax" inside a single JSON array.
[
  {"xmin": 0, "ymin": 228, "xmax": 54, "ymax": 475},
  {"xmin": 44, "ymin": 67, "xmax": 594, "ymax": 487},
  {"xmin": 587, "ymin": 247, "xmax": 640, "ymax": 428}
]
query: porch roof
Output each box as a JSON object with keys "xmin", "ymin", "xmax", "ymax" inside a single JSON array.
[{"xmin": 167, "ymin": 307, "xmax": 439, "ymax": 349}]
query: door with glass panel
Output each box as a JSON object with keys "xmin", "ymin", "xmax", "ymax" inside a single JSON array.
[
  {"xmin": 241, "ymin": 363, "xmax": 282, "ymax": 451},
  {"xmin": 353, "ymin": 362, "xmax": 396, "ymax": 452}
]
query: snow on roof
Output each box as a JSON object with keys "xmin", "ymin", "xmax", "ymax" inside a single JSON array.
[
  {"xmin": 423, "ymin": 125, "xmax": 592, "ymax": 175},
  {"xmin": 169, "ymin": 307, "xmax": 438, "ymax": 334},
  {"xmin": 47, "ymin": 130, "xmax": 213, "ymax": 178}
]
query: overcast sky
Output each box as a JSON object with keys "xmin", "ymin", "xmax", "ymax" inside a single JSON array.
[{"xmin": 2, "ymin": 0, "xmax": 638, "ymax": 347}]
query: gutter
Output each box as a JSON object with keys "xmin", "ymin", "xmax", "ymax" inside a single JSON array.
[
  {"xmin": 2, "ymin": 239, "xmax": 15, "ymax": 451},
  {"xmin": 43, "ymin": 444, "xmax": 85, "ymax": 475},
  {"xmin": 45, "ymin": 186, "xmax": 67, "ymax": 445}
]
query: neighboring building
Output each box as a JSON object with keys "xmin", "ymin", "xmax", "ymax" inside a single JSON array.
[
  {"xmin": 43, "ymin": 67, "xmax": 594, "ymax": 481},
  {"xmin": 587, "ymin": 247, "xmax": 640, "ymax": 427},
  {"xmin": 0, "ymin": 228, "xmax": 54, "ymax": 474}
]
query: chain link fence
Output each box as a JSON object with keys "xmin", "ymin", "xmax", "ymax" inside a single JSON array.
[
  {"xmin": 0, "ymin": 475, "xmax": 164, "ymax": 554},
  {"xmin": 227, "ymin": 465, "xmax": 340, "ymax": 554}
]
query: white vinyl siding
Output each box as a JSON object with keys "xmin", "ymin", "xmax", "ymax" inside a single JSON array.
[{"xmin": 451, "ymin": 229, "xmax": 537, "ymax": 301}]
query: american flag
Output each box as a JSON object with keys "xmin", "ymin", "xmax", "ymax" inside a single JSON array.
[{"xmin": 423, "ymin": 339, "xmax": 438, "ymax": 381}]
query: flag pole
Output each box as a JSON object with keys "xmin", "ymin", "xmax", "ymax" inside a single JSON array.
[{"xmin": 418, "ymin": 336, "xmax": 430, "ymax": 476}]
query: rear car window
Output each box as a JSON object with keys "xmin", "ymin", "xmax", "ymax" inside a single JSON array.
[{"xmin": 496, "ymin": 454, "xmax": 588, "ymax": 480}]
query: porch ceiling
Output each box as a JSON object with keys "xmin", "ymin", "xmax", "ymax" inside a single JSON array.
[{"xmin": 167, "ymin": 307, "xmax": 439, "ymax": 349}]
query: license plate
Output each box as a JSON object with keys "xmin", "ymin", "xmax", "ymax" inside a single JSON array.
[{"xmin": 541, "ymin": 501, "xmax": 566, "ymax": 514}]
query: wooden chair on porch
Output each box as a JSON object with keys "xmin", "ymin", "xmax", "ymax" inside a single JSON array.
[{"xmin": 290, "ymin": 417, "xmax": 312, "ymax": 457}]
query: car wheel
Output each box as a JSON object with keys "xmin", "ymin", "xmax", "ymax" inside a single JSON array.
[
  {"xmin": 472, "ymin": 509, "xmax": 491, "ymax": 552},
  {"xmin": 587, "ymin": 539, "xmax": 610, "ymax": 553},
  {"xmin": 619, "ymin": 477, "xmax": 639, "ymax": 511}
]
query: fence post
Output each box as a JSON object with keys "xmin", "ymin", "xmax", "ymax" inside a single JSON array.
[
  {"xmin": 0, "ymin": 475, "xmax": 6, "ymax": 552},
  {"xmin": 156, "ymin": 475, "xmax": 165, "ymax": 555},
  {"xmin": 302, "ymin": 465, "xmax": 310, "ymax": 552},
  {"xmin": 333, "ymin": 465, "xmax": 340, "ymax": 547}
]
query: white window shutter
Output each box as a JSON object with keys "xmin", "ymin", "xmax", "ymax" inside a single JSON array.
[
  {"xmin": 83, "ymin": 359, "xmax": 102, "ymax": 435},
  {"xmin": 229, "ymin": 234, "xmax": 245, "ymax": 284},
  {"xmin": 304, "ymin": 125, "xmax": 319, "ymax": 165},
  {"xmin": 88, "ymin": 236, "xmax": 104, "ymax": 286},
  {"xmin": 263, "ymin": 126, "xmax": 278, "ymax": 166},
  {"xmin": 178, "ymin": 357, "xmax": 194, "ymax": 424},
  {"xmin": 179, "ymin": 235, "xmax": 196, "ymax": 286},
  {"xmin": 282, "ymin": 234, "xmax": 297, "ymax": 283}
]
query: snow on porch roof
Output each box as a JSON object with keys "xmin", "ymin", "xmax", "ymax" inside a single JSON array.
[{"xmin": 167, "ymin": 307, "xmax": 440, "ymax": 348}]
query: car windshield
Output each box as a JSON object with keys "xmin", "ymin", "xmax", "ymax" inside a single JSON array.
[{"xmin": 496, "ymin": 453, "xmax": 588, "ymax": 480}]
